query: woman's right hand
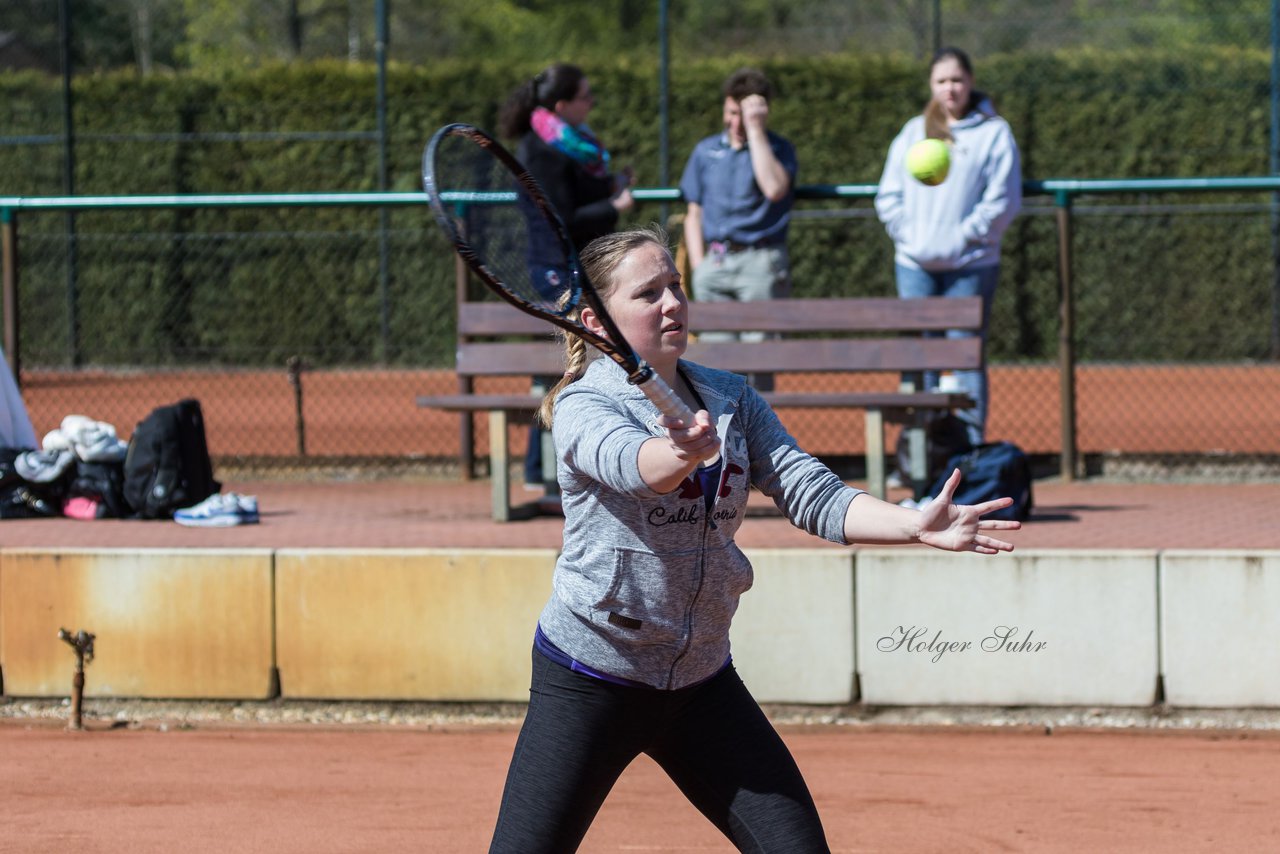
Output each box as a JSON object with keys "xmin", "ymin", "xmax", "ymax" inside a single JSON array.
[
  {"xmin": 639, "ymin": 410, "xmax": 720, "ymax": 493},
  {"xmin": 660, "ymin": 409, "xmax": 721, "ymax": 465}
]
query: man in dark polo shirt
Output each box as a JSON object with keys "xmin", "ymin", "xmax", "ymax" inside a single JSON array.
[{"xmin": 680, "ymin": 67, "xmax": 797, "ymax": 391}]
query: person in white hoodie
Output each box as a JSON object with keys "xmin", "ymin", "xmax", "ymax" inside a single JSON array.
[{"xmin": 875, "ymin": 47, "xmax": 1022, "ymax": 447}]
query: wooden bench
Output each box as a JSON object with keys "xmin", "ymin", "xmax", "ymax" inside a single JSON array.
[{"xmin": 418, "ymin": 296, "xmax": 982, "ymax": 521}]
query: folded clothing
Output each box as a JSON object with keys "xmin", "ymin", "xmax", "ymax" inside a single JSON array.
[
  {"xmin": 15, "ymin": 448, "xmax": 77, "ymax": 483},
  {"xmin": 43, "ymin": 415, "xmax": 128, "ymax": 463}
]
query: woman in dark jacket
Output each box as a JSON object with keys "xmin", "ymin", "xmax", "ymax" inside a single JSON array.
[{"xmin": 498, "ymin": 63, "xmax": 635, "ymax": 489}]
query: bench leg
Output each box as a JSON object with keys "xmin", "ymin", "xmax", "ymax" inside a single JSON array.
[
  {"xmin": 539, "ymin": 420, "xmax": 559, "ymax": 497},
  {"xmin": 864, "ymin": 408, "xmax": 886, "ymax": 500},
  {"xmin": 489, "ymin": 410, "xmax": 511, "ymax": 522},
  {"xmin": 906, "ymin": 413, "xmax": 929, "ymax": 498}
]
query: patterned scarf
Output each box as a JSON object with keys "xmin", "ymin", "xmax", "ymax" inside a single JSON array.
[{"xmin": 530, "ymin": 106, "xmax": 611, "ymax": 179}]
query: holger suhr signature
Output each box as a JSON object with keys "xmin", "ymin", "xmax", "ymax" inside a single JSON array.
[{"xmin": 877, "ymin": 625, "xmax": 1047, "ymax": 663}]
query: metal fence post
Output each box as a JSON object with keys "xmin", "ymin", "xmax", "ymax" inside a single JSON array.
[
  {"xmin": 1055, "ymin": 190, "xmax": 1077, "ymax": 481},
  {"xmin": 1272, "ymin": 0, "xmax": 1280, "ymax": 359},
  {"xmin": 453, "ymin": 202, "xmax": 475, "ymax": 479},
  {"xmin": 2, "ymin": 208, "xmax": 18, "ymax": 383}
]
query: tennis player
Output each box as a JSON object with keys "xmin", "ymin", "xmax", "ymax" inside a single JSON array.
[{"xmin": 488, "ymin": 226, "xmax": 1020, "ymax": 853}]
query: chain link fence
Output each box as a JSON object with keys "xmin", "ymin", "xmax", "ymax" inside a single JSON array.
[
  {"xmin": 5, "ymin": 188, "xmax": 1278, "ymax": 478},
  {"xmin": 2, "ymin": 1, "xmax": 1278, "ymax": 477}
]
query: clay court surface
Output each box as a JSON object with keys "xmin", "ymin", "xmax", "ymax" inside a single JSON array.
[
  {"xmin": 3, "ymin": 475, "xmax": 1280, "ymax": 853},
  {"xmin": 3, "ymin": 719, "xmax": 1279, "ymax": 852},
  {"xmin": 6, "ymin": 363, "xmax": 1280, "ymax": 852}
]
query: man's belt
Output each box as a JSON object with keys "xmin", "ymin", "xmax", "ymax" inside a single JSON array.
[{"xmin": 708, "ymin": 237, "xmax": 782, "ymax": 254}]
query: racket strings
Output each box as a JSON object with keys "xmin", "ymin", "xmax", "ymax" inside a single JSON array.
[{"xmin": 433, "ymin": 132, "xmax": 578, "ymax": 318}]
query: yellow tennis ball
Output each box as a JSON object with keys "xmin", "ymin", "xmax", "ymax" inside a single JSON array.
[{"xmin": 906, "ymin": 138, "xmax": 950, "ymax": 186}]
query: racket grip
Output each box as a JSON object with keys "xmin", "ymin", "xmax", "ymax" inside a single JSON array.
[{"xmin": 636, "ymin": 374, "xmax": 722, "ymax": 466}]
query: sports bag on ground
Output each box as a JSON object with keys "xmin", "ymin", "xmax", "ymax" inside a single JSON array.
[
  {"xmin": 123, "ymin": 399, "xmax": 220, "ymax": 519},
  {"xmin": 926, "ymin": 441, "xmax": 1033, "ymax": 522},
  {"xmin": 894, "ymin": 413, "xmax": 974, "ymax": 499}
]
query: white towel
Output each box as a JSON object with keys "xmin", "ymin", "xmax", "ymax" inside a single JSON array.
[{"xmin": 43, "ymin": 414, "xmax": 128, "ymax": 462}]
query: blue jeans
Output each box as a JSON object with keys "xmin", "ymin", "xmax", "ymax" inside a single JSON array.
[
  {"xmin": 524, "ymin": 263, "xmax": 571, "ymax": 485},
  {"xmin": 894, "ymin": 263, "xmax": 999, "ymax": 446}
]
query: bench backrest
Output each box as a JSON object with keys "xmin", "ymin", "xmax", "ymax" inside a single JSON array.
[{"xmin": 454, "ymin": 296, "xmax": 983, "ymax": 378}]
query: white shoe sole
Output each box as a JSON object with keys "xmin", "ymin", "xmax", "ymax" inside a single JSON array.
[{"xmin": 174, "ymin": 513, "xmax": 245, "ymax": 528}]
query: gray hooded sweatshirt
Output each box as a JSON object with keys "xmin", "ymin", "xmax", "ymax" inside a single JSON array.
[
  {"xmin": 540, "ymin": 356, "xmax": 860, "ymax": 690},
  {"xmin": 874, "ymin": 97, "xmax": 1022, "ymax": 272}
]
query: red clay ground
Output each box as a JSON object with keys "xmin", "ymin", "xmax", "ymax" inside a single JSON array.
[
  {"xmin": 4, "ymin": 476, "xmax": 1278, "ymax": 853},
  {"xmin": 3, "ymin": 720, "xmax": 1278, "ymax": 852},
  {"xmin": 6, "ymin": 365, "xmax": 1280, "ymax": 852}
]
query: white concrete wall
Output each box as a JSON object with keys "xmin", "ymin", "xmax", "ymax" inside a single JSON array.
[
  {"xmin": 855, "ymin": 549, "xmax": 1159, "ymax": 705},
  {"xmin": 5, "ymin": 545, "xmax": 1280, "ymax": 707},
  {"xmin": 731, "ymin": 549, "xmax": 855, "ymax": 703},
  {"xmin": 1160, "ymin": 551, "xmax": 1280, "ymax": 707}
]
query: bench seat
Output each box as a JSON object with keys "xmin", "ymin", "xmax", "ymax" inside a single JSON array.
[{"xmin": 419, "ymin": 296, "xmax": 983, "ymax": 521}]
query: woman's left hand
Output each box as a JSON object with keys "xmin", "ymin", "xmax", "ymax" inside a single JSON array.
[{"xmin": 917, "ymin": 468, "xmax": 1020, "ymax": 554}]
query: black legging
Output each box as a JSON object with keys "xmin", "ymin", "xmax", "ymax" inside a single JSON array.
[{"xmin": 489, "ymin": 649, "xmax": 831, "ymax": 853}]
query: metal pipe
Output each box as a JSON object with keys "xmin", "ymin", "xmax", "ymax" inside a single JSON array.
[
  {"xmin": 60, "ymin": 0, "xmax": 80, "ymax": 367},
  {"xmin": 454, "ymin": 203, "xmax": 474, "ymax": 479},
  {"xmin": 58, "ymin": 628, "xmax": 95, "ymax": 732},
  {"xmin": 933, "ymin": 0, "xmax": 942, "ymax": 54},
  {"xmin": 287, "ymin": 356, "xmax": 307, "ymax": 456},
  {"xmin": 1055, "ymin": 193, "xmax": 1077, "ymax": 481},
  {"xmin": 658, "ymin": 0, "xmax": 670, "ymax": 225},
  {"xmin": 1271, "ymin": 0, "xmax": 1280, "ymax": 359},
  {"xmin": 2, "ymin": 211, "xmax": 18, "ymax": 382},
  {"xmin": 376, "ymin": 0, "xmax": 392, "ymax": 363}
]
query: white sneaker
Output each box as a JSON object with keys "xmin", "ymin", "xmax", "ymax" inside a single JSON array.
[
  {"xmin": 233, "ymin": 494, "xmax": 260, "ymax": 524},
  {"xmin": 174, "ymin": 493, "xmax": 257, "ymax": 527}
]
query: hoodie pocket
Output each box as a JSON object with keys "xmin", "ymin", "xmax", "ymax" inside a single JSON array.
[
  {"xmin": 903, "ymin": 226, "xmax": 968, "ymax": 267},
  {"xmin": 593, "ymin": 547, "xmax": 700, "ymax": 648}
]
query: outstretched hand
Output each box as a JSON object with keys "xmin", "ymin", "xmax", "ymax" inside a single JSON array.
[{"xmin": 917, "ymin": 468, "xmax": 1021, "ymax": 554}]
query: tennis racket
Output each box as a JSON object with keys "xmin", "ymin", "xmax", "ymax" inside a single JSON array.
[{"xmin": 422, "ymin": 122, "xmax": 701, "ymax": 431}]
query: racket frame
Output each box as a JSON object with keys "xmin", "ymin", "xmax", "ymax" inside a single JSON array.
[{"xmin": 423, "ymin": 123, "xmax": 698, "ymax": 429}]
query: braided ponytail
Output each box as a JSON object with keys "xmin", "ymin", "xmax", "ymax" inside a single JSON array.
[{"xmin": 537, "ymin": 330, "xmax": 587, "ymax": 427}]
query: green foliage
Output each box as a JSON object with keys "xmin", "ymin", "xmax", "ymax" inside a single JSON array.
[{"xmin": 1, "ymin": 48, "xmax": 1274, "ymax": 369}]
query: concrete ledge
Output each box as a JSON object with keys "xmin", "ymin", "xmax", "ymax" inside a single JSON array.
[
  {"xmin": 1160, "ymin": 551, "xmax": 1280, "ymax": 707},
  {"xmin": 732, "ymin": 550, "xmax": 856, "ymax": 703},
  {"xmin": 6, "ymin": 545, "xmax": 1280, "ymax": 708},
  {"xmin": 274, "ymin": 549, "xmax": 555, "ymax": 700},
  {"xmin": 856, "ymin": 550, "xmax": 1159, "ymax": 706},
  {"xmin": 0, "ymin": 548, "xmax": 275, "ymax": 699}
]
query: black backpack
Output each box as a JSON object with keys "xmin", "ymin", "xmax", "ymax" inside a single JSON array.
[
  {"xmin": 123, "ymin": 399, "xmax": 220, "ymax": 519},
  {"xmin": 926, "ymin": 441, "xmax": 1034, "ymax": 522}
]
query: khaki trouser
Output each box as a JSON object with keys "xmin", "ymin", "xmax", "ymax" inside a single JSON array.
[{"xmin": 691, "ymin": 244, "xmax": 790, "ymax": 392}]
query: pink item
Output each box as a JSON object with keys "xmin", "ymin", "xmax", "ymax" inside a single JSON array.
[{"xmin": 62, "ymin": 496, "xmax": 102, "ymax": 520}]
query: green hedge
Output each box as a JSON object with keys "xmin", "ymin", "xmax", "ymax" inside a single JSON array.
[{"xmin": 1, "ymin": 48, "xmax": 1273, "ymax": 368}]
